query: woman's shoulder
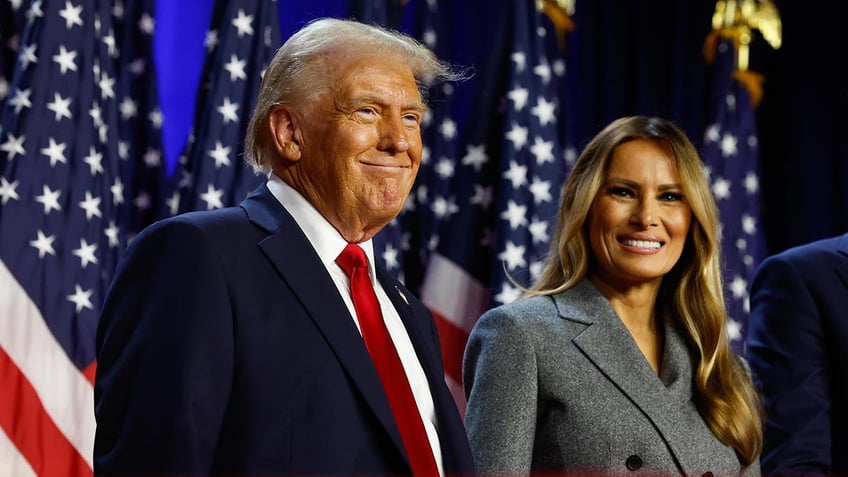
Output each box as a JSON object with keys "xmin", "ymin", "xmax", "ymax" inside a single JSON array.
[
  {"xmin": 480, "ymin": 294, "xmax": 558, "ymax": 322},
  {"xmin": 477, "ymin": 290, "xmax": 595, "ymax": 340},
  {"xmin": 483, "ymin": 279, "xmax": 601, "ymax": 318}
]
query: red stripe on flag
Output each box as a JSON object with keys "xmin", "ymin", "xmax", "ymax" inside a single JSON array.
[
  {"xmin": 432, "ymin": 310, "xmax": 470, "ymax": 387},
  {"xmin": 0, "ymin": 346, "xmax": 93, "ymax": 477},
  {"xmin": 82, "ymin": 361, "xmax": 96, "ymax": 386}
]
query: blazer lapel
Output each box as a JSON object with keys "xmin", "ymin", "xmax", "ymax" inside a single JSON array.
[
  {"xmin": 562, "ymin": 281, "xmax": 670, "ymax": 411},
  {"xmin": 240, "ymin": 186, "xmax": 407, "ymax": 460},
  {"xmin": 648, "ymin": 325, "xmax": 713, "ymax": 473},
  {"xmin": 560, "ymin": 279, "xmax": 705, "ymax": 474}
]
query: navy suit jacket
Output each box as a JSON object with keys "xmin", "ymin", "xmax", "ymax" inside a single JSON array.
[
  {"xmin": 94, "ymin": 184, "xmax": 474, "ymax": 476},
  {"xmin": 747, "ymin": 233, "xmax": 848, "ymax": 476}
]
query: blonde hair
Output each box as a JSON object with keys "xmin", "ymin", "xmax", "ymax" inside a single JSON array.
[
  {"xmin": 530, "ymin": 116, "xmax": 762, "ymax": 466},
  {"xmin": 244, "ymin": 17, "xmax": 465, "ymax": 172}
]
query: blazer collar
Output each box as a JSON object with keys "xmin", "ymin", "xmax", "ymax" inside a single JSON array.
[
  {"xmin": 240, "ymin": 185, "xmax": 412, "ymax": 466},
  {"xmin": 552, "ymin": 279, "xmax": 690, "ymax": 394},
  {"xmin": 553, "ymin": 278, "xmax": 704, "ymax": 474},
  {"xmin": 240, "ymin": 183, "xmax": 285, "ymax": 234}
]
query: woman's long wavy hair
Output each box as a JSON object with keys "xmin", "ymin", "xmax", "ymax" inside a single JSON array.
[{"xmin": 529, "ymin": 116, "xmax": 762, "ymax": 466}]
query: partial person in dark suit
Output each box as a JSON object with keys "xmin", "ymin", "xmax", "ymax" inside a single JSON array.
[
  {"xmin": 94, "ymin": 17, "xmax": 472, "ymax": 477},
  {"xmin": 747, "ymin": 232, "xmax": 848, "ymax": 476},
  {"xmin": 463, "ymin": 116, "xmax": 762, "ymax": 476}
]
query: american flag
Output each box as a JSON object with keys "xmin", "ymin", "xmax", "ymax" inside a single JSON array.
[
  {"xmin": 370, "ymin": 0, "xmax": 464, "ymax": 287},
  {"xmin": 0, "ymin": 0, "xmax": 163, "ymax": 475},
  {"xmin": 418, "ymin": 0, "xmax": 575, "ymax": 407},
  {"xmin": 700, "ymin": 37, "xmax": 766, "ymax": 356},
  {"xmin": 113, "ymin": 0, "xmax": 166, "ymax": 236},
  {"xmin": 167, "ymin": 0, "xmax": 280, "ymax": 216},
  {"xmin": 1, "ymin": 0, "xmax": 28, "ymax": 110}
]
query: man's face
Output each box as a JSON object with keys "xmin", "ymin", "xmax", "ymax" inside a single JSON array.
[{"xmin": 284, "ymin": 54, "xmax": 427, "ymax": 242}]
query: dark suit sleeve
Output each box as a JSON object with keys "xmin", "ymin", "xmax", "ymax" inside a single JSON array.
[
  {"xmin": 747, "ymin": 254, "xmax": 831, "ymax": 475},
  {"xmin": 94, "ymin": 219, "xmax": 234, "ymax": 476}
]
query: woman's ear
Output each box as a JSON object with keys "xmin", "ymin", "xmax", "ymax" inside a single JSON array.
[{"xmin": 269, "ymin": 106, "xmax": 302, "ymax": 162}]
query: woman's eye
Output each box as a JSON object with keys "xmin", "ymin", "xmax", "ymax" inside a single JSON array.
[
  {"xmin": 609, "ymin": 187, "xmax": 633, "ymax": 198},
  {"xmin": 660, "ymin": 192, "xmax": 684, "ymax": 202}
]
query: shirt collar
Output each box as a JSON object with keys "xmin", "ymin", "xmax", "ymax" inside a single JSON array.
[{"xmin": 266, "ymin": 174, "xmax": 377, "ymax": 275}]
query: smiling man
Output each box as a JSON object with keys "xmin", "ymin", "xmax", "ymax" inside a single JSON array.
[{"xmin": 93, "ymin": 18, "xmax": 472, "ymax": 477}]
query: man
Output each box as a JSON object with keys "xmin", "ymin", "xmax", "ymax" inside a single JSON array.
[
  {"xmin": 94, "ymin": 18, "xmax": 473, "ymax": 477},
  {"xmin": 746, "ymin": 232, "xmax": 848, "ymax": 476}
]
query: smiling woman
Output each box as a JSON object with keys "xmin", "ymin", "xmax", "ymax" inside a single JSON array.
[
  {"xmin": 588, "ymin": 139, "xmax": 693, "ymax": 308},
  {"xmin": 587, "ymin": 138, "xmax": 694, "ymax": 372},
  {"xmin": 463, "ymin": 116, "xmax": 763, "ymax": 477}
]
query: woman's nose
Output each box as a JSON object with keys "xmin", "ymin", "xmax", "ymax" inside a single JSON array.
[{"xmin": 631, "ymin": 199, "xmax": 658, "ymax": 227}]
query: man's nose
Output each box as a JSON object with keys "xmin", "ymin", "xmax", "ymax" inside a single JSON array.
[{"xmin": 378, "ymin": 115, "xmax": 410, "ymax": 152}]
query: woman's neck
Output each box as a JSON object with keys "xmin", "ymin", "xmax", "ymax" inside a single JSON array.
[{"xmin": 590, "ymin": 276, "xmax": 665, "ymax": 374}]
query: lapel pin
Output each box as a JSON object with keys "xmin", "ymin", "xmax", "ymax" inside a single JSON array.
[{"xmin": 395, "ymin": 286, "xmax": 409, "ymax": 305}]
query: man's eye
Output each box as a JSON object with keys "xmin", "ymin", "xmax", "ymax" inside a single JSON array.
[{"xmin": 403, "ymin": 113, "xmax": 421, "ymax": 125}]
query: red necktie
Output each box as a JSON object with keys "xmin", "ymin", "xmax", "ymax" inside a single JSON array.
[{"xmin": 336, "ymin": 243, "xmax": 439, "ymax": 477}]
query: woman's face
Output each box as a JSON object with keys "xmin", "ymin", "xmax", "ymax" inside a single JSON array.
[{"xmin": 587, "ymin": 138, "xmax": 692, "ymax": 291}]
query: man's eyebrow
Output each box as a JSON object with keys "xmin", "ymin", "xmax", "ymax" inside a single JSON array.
[{"xmin": 342, "ymin": 92, "xmax": 427, "ymax": 112}]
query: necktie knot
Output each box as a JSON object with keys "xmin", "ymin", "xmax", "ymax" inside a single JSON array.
[{"xmin": 336, "ymin": 243, "xmax": 368, "ymax": 278}]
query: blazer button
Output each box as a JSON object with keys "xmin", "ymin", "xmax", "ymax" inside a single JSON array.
[
  {"xmin": 702, "ymin": 473, "xmax": 714, "ymax": 477},
  {"xmin": 625, "ymin": 455, "xmax": 643, "ymax": 471}
]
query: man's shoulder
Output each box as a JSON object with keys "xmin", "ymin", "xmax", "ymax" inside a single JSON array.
[
  {"xmin": 150, "ymin": 206, "xmax": 249, "ymax": 232},
  {"xmin": 771, "ymin": 232, "xmax": 848, "ymax": 266},
  {"xmin": 128, "ymin": 207, "xmax": 253, "ymax": 254},
  {"xmin": 753, "ymin": 233, "xmax": 848, "ymax": 288}
]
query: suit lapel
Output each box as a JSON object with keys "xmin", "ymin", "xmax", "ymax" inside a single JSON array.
[
  {"xmin": 835, "ymin": 233, "xmax": 848, "ymax": 290},
  {"xmin": 378, "ymin": 269, "xmax": 473, "ymax": 473},
  {"xmin": 381, "ymin": 265, "xmax": 481, "ymax": 471},
  {"xmin": 377, "ymin": 268, "xmax": 438, "ymax": 375},
  {"xmin": 240, "ymin": 186, "xmax": 407, "ymax": 461},
  {"xmin": 559, "ymin": 280, "xmax": 705, "ymax": 474}
]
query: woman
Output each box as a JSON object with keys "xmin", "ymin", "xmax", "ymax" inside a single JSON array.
[{"xmin": 463, "ymin": 116, "xmax": 762, "ymax": 476}]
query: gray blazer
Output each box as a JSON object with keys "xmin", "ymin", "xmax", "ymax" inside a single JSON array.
[{"xmin": 463, "ymin": 279, "xmax": 756, "ymax": 476}]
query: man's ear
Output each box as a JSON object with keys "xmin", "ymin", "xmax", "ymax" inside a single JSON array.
[{"xmin": 269, "ymin": 106, "xmax": 302, "ymax": 162}]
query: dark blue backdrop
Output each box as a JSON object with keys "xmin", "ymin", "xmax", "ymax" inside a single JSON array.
[{"xmin": 154, "ymin": 0, "xmax": 848, "ymax": 256}]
